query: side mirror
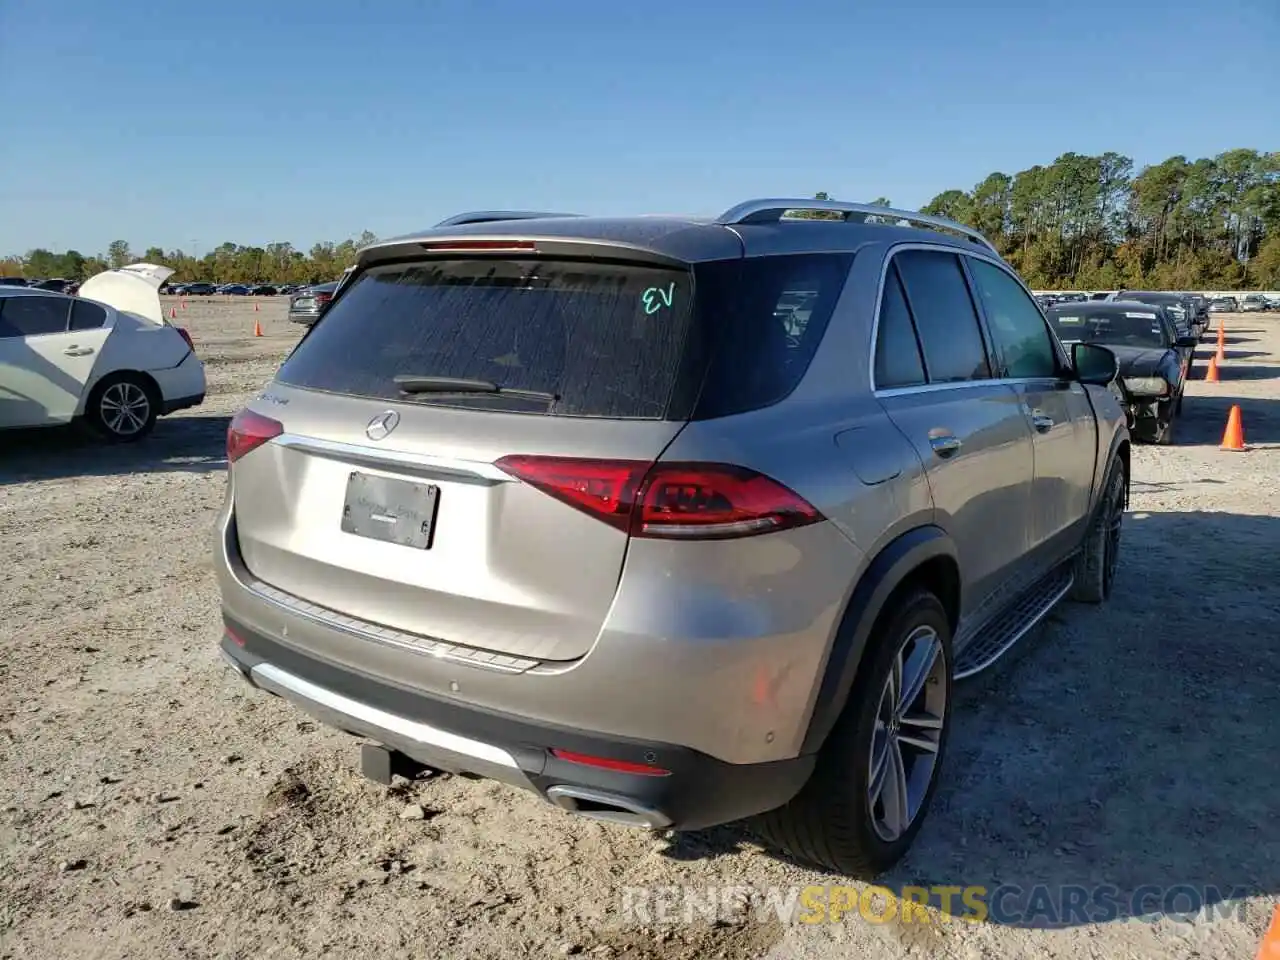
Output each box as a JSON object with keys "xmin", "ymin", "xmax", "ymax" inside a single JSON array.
[
  {"xmin": 1071, "ymin": 342, "xmax": 1119, "ymax": 386},
  {"xmin": 1175, "ymin": 336, "xmax": 1198, "ymax": 348}
]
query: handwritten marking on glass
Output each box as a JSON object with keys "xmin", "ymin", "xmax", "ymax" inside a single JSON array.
[{"xmin": 642, "ymin": 283, "xmax": 676, "ymax": 315}]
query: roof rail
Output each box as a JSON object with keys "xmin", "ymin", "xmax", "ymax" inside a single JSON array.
[
  {"xmin": 433, "ymin": 210, "xmax": 583, "ymax": 228},
  {"xmin": 715, "ymin": 198, "xmax": 999, "ymax": 253}
]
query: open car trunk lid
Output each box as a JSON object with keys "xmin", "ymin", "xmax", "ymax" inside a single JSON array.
[
  {"xmin": 230, "ymin": 254, "xmax": 702, "ymax": 664},
  {"xmin": 77, "ymin": 263, "xmax": 174, "ymax": 325}
]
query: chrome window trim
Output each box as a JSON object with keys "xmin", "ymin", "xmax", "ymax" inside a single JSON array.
[
  {"xmin": 869, "ymin": 243, "xmax": 1073, "ymax": 394},
  {"xmin": 868, "ymin": 242, "xmax": 1004, "ymax": 393}
]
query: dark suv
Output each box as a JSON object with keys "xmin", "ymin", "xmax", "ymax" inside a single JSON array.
[
  {"xmin": 287, "ymin": 281, "xmax": 340, "ymax": 325},
  {"xmin": 216, "ymin": 200, "xmax": 1130, "ymax": 876}
]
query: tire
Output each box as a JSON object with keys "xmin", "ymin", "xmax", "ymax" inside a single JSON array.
[
  {"xmin": 1069, "ymin": 460, "xmax": 1126, "ymax": 603},
  {"xmin": 753, "ymin": 588, "xmax": 953, "ymax": 878},
  {"xmin": 85, "ymin": 373, "xmax": 158, "ymax": 443}
]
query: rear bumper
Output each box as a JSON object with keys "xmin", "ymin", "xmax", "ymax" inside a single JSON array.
[
  {"xmin": 162, "ymin": 392, "xmax": 205, "ymax": 415},
  {"xmin": 151, "ymin": 351, "xmax": 207, "ymax": 413},
  {"xmin": 220, "ymin": 620, "xmax": 814, "ymax": 831}
]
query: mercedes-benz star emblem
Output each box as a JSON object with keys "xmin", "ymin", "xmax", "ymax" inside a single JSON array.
[{"xmin": 365, "ymin": 410, "xmax": 400, "ymax": 441}]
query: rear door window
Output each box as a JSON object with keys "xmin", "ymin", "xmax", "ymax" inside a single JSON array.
[
  {"xmin": 893, "ymin": 250, "xmax": 992, "ymax": 383},
  {"xmin": 0, "ymin": 295, "xmax": 71, "ymax": 337},
  {"xmin": 276, "ymin": 259, "xmax": 699, "ymax": 419},
  {"xmin": 70, "ymin": 300, "xmax": 108, "ymax": 330}
]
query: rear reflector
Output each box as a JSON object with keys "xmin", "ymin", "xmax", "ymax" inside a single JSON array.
[
  {"xmin": 419, "ymin": 240, "xmax": 537, "ymax": 252},
  {"xmin": 227, "ymin": 408, "xmax": 284, "ymax": 463},
  {"xmin": 550, "ymin": 749, "xmax": 671, "ymax": 777},
  {"xmin": 225, "ymin": 627, "xmax": 246, "ymax": 647},
  {"xmin": 494, "ymin": 456, "xmax": 822, "ymax": 540}
]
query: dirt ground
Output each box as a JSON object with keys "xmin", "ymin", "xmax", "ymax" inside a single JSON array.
[{"xmin": 2, "ymin": 298, "xmax": 1278, "ymax": 960}]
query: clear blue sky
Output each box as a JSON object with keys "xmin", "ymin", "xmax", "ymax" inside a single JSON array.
[{"xmin": 2, "ymin": 0, "xmax": 1276, "ymax": 257}]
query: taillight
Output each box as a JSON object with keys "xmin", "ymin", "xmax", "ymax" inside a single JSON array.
[
  {"xmin": 176, "ymin": 327, "xmax": 194, "ymax": 350},
  {"xmin": 636, "ymin": 463, "xmax": 822, "ymax": 538},
  {"xmin": 226, "ymin": 408, "xmax": 283, "ymax": 463},
  {"xmin": 494, "ymin": 456, "xmax": 822, "ymax": 540}
]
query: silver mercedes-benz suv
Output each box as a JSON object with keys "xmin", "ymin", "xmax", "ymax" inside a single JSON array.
[{"xmin": 215, "ymin": 200, "xmax": 1130, "ymax": 876}]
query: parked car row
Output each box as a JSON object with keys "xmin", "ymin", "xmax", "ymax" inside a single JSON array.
[
  {"xmin": 163, "ymin": 282, "xmax": 306, "ymax": 297},
  {"xmin": 215, "ymin": 200, "xmax": 1133, "ymax": 880},
  {"xmin": 0, "ymin": 277, "xmax": 80, "ymax": 294}
]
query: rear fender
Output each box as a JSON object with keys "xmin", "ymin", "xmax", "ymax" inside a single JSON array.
[{"xmin": 800, "ymin": 525, "xmax": 959, "ymax": 755}]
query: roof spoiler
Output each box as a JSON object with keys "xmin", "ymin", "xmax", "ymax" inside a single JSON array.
[{"xmin": 715, "ymin": 198, "xmax": 999, "ymax": 253}]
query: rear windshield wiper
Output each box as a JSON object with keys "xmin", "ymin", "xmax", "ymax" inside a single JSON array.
[{"xmin": 393, "ymin": 375, "xmax": 559, "ymax": 402}]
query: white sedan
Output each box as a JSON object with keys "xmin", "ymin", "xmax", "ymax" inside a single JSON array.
[{"xmin": 0, "ymin": 263, "xmax": 206, "ymax": 442}]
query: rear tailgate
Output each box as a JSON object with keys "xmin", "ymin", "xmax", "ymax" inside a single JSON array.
[{"xmin": 230, "ymin": 254, "xmax": 700, "ymax": 664}]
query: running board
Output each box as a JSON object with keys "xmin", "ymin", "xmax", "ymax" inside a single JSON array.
[{"xmin": 953, "ymin": 564, "xmax": 1074, "ymax": 679}]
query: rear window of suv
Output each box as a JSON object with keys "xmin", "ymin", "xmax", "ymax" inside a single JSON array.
[
  {"xmin": 277, "ymin": 252, "xmax": 853, "ymax": 420},
  {"xmin": 277, "ymin": 258, "xmax": 698, "ymax": 418}
]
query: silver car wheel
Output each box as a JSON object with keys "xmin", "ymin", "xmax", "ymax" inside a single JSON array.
[
  {"xmin": 867, "ymin": 624, "xmax": 948, "ymax": 843},
  {"xmin": 100, "ymin": 381, "xmax": 151, "ymax": 437}
]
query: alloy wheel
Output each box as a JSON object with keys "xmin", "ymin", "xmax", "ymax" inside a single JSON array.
[
  {"xmin": 100, "ymin": 382, "xmax": 151, "ymax": 437},
  {"xmin": 867, "ymin": 625, "xmax": 948, "ymax": 842}
]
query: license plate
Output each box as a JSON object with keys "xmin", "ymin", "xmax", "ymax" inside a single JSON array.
[
  {"xmin": 293, "ymin": 298, "xmax": 314, "ymax": 309},
  {"xmin": 341, "ymin": 472, "xmax": 440, "ymax": 549}
]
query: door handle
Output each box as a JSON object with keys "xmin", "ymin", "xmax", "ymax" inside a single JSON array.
[
  {"xmin": 63, "ymin": 346, "xmax": 95, "ymax": 357},
  {"xmin": 928, "ymin": 433, "xmax": 962, "ymax": 458},
  {"xmin": 1031, "ymin": 410, "xmax": 1054, "ymax": 432}
]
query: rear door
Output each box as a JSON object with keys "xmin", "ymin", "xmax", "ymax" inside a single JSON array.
[
  {"xmin": 873, "ymin": 248, "xmax": 1034, "ymax": 618},
  {"xmin": 965, "ymin": 257, "xmax": 1095, "ymax": 561},
  {"xmin": 231, "ymin": 254, "xmax": 706, "ymax": 664},
  {"xmin": 0, "ymin": 294, "xmax": 107, "ymax": 426}
]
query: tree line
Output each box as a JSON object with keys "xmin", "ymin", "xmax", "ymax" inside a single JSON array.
[
  {"xmin": 0, "ymin": 232, "xmax": 380, "ymax": 287},
  {"xmin": 805, "ymin": 149, "xmax": 1277, "ymax": 289},
  {"xmin": 916, "ymin": 147, "xmax": 1279, "ymax": 289},
  {"xmin": 4, "ymin": 147, "xmax": 1278, "ymax": 289}
]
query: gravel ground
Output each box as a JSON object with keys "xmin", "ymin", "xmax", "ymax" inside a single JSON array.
[{"xmin": 2, "ymin": 299, "xmax": 1278, "ymax": 960}]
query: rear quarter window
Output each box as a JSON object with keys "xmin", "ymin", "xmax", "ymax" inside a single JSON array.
[{"xmin": 691, "ymin": 253, "xmax": 853, "ymax": 418}]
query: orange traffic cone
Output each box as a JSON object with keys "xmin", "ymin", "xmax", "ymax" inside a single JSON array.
[
  {"xmin": 1216, "ymin": 339, "xmax": 1226, "ymax": 365},
  {"xmin": 181, "ymin": 300, "xmax": 187, "ymax": 310},
  {"xmin": 253, "ymin": 320, "xmax": 264, "ymax": 338},
  {"xmin": 1256, "ymin": 904, "xmax": 1280, "ymax": 958},
  {"xmin": 1217, "ymin": 319, "xmax": 1226, "ymax": 348},
  {"xmin": 1220, "ymin": 404, "xmax": 1246, "ymax": 451},
  {"xmin": 1204, "ymin": 356, "xmax": 1221, "ymax": 382},
  {"xmin": 254, "ymin": 301, "xmax": 260, "ymax": 312},
  {"xmin": 169, "ymin": 306, "xmax": 176, "ymax": 319}
]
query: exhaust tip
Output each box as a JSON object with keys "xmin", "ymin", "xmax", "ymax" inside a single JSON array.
[{"xmin": 546, "ymin": 785, "xmax": 672, "ymax": 830}]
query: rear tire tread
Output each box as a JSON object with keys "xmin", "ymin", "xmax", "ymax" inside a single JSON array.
[{"xmin": 752, "ymin": 588, "xmax": 952, "ymax": 877}]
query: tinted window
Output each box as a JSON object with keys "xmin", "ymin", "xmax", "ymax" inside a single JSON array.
[
  {"xmin": 694, "ymin": 253, "xmax": 853, "ymax": 418},
  {"xmin": 70, "ymin": 299, "xmax": 107, "ymax": 331},
  {"xmin": 0, "ymin": 295, "xmax": 70, "ymax": 337},
  {"xmin": 893, "ymin": 251, "xmax": 990, "ymax": 383},
  {"xmin": 968, "ymin": 259, "xmax": 1059, "ymax": 378},
  {"xmin": 278, "ymin": 259, "xmax": 699, "ymax": 419},
  {"xmin": 874, "ymin": 266, "xmax": 926, "ymax": 388}
]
